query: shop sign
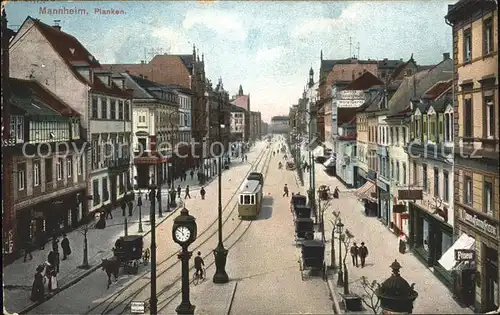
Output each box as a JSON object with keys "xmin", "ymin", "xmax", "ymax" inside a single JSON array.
[
  {"xmin": 462, "ymin": 208, "xmax": 498, "ymax": 237},
  {"xmin": 377, "ymin": 179, "xmax": 389, "ymax": 191},
  {"xmin": 398, "ymin": 189, "xmax": 423, "ymax": 200},
  {"xmin": 393, "ymin": 204, "xmax": 407, "ymax": 213},
  {"xmin": 455, "ymin": 249, "xmax": 475, "ymax": 262}
]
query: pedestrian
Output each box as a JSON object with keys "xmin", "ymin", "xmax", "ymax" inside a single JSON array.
[
  {"xmin": 185, "ymin": 185, "xmax": 191, "ymax": 199},
  {"xmin": 350, "ymin": 242, "xmax": 359, "ymax": 267},
  {"xmin": 398, "ymin": 233, "xmax": 407, "ymax": 254},
  {"xmin": 31, "ymin": 265, "xmax": 45, "ymax": 302},
  {"xmin": 358, "ymin": 242, "xmax": 369, "ymax": 268},
  {"xmin": 245, "ymin": 155, "xmax": 248, "ymax": 162},
  {"xmin": 200, "ymin": 187, "xmax": 206, "ymax": 200},
  {"xmin": 283, "ymin": 184, "xmax": 289, "ymax": 197},
  {"xmin": 48, "ymin": 265, "xmax": 58, "ymax": 292},
  {"xmin": 61, "ymin": 233, "xmax": 71, "ymax": 260},
  {"xmin": 47, "ymin": 250, "xmax": 58, "ymax": 273},
  {"xmin": 23, "ymin": 238, "xmax": 33, "ymax": 262},
  {"xmin": 105, "ymin": 206, "xmax": 113, "ymax": 219},
  {"xmin": 52, "ymin": 237, "xmax": 59, "ymax": 252},
  {"xmin": 333, "ymin": 186, "xmax": 340, "ymax": 199},
  {"xmin": 177, "ymin": 185, "xmax": 182, "ymax": 198},
  {"xmin": 190, "ymin": 170, "xmax": 194, "ymax": 180}
]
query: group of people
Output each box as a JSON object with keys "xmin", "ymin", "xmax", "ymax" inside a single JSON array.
[
  {"xmin": 175, "ymin": 185, "xmax": 207, "ymax": 200},
  {"xmin": 350, "ymin": 242, "xmax": 369, "ymax": 268},
  {"xmin": 31, "ymin": 233, "xmax": 72, "ymax": 302}
]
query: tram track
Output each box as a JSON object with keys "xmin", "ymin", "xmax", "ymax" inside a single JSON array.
[
  {"xmin": 155, "ymin": 143, "xmax": 273, "ymax": 313},
  {"xmin": 83, "ymin": 145, "xmax": 271, "ymax": 315}
]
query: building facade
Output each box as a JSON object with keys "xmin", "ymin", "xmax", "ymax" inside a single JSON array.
[
  {"xmin": 446, "ymin": 1, "xmax": 499, "ymax": 312},
  {"xmin": 270, "ymin": 116, "xmax": 290, "ymax": 134},
  {"xmin": 230, "ymin": 105, "xmax": 246, "ymax": 142}
]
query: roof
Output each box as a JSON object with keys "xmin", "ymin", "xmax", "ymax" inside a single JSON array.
[
  {"xmin": 230, "ymin": 104, "xmax": 246, "ymax": 112},
  {"xmin": 389, "ymin": 55, "xmax": 415, "ymax": 81},
  {"xmin": 240, "ymin": 180, "xmax": 261, "ymax": 194},
  {"xmin": 421, "ymin": 80, "xmax": 452, "ymax": 100},
  {"xmin": 271, "ymin": 116, "xmax": 289, "ymax": 121},
  {"xmin": 321, "ymin": 58, "xmax": 378, "ymax": 73},
  {"xmin": 386, "ymin": 106, "xmax": 412, "ymax": 119},
  {"xmin": 28, "ymin": 17, "xmax": 130, "ymax": 98},
  {"xmin": 357, "ymin": 88, "xmax": 384, "ymax": 113},
  {"xmin": 445, "ymin": 0, "xmax": 497, "ymax": 24},
  {"xmin": 378, "ymin": 59, "xmax": 404, "ymax": 70},
  {"xmin": 9, "ymin": 78, "xmax": 81, "ymax": 116},
  {"xmin": 233, "ymin": 94, "xmax": 249, "ymax": 111},
  {"xmin": 342, "ymin": 71, "xmax": 384, "ymax": 91},
  {"xmin": 338, "ymin": 108, "xmax": 359, "ymax": 125}
]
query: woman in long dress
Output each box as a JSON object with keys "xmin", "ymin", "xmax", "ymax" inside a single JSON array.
[{"xmin": 31, "ymin": 265, "xmax": 45, "ymax": 302}]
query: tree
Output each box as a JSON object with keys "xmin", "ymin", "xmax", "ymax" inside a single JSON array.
[
  {"xmin": 360, "ymin": 276, "xmax": 381, "ymax": 314},
  {"xmin": 341, "ymin": 229, "xmax": 354, "ymax": 294},
  {"xmin": 317, "ymin": 195, "xmax": 332, "ymax": 242},
  {"xmin": 76, "ymin": 214, "xmax": 97, "ymax": 269},
  {"xmin": 328, "ymin": 210, "xmax": 341, "ymax": 269}
]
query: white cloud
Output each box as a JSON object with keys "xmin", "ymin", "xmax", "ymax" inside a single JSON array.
[
  {"xmin": 151, "ymin": 27, "xmax": 192, "ymax": 54},
  {"xmin": 255, "ymin": 46, "xmax": 286, "ymax": 63},
  {"xmin": 182, "ymin": 8, "xmax": 247, "ymax": 41}
]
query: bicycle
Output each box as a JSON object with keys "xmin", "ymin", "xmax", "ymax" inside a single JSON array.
[{"xmin": 192, "ymin": 267, "xmax": 206, "ymax": 285}]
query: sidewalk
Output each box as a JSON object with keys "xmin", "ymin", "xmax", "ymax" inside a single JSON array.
[
  {"xmin": 3, "ymin": 191, "xmax": 183, "ymax": 314},
  {"xmin": 309, "ymin": 160, "xmax": 472, "ymax": 314}
]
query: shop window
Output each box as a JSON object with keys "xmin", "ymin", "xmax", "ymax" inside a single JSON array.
[
  {"xmin": 93, "ymin": 179, "xmax": 100, "ymax": 206},
  {"xmin": 433, "ymin": 167, "xmax": 439, "ymax": 198},
  {"xmin": 484, "ymin": 180, "xmax": 493, "ymax": 216},
  {"xmin": 33, "ymin": 160, "xmax": 41, "ymax": 187},
  {"xmin": 102, "ymin": 177, "xmax": 109, "ymax": 202},
  {"xmin": 422, "ymin": 164, "xmax": 428, "ymax": 192},
  {"xmin": 17, "ymin": 163, "xmax": 26, "ymax": 191},
  {"xmin": 464, "ymin": 175, "xmax": 472, "ymax": 204},
  {"xmin": 45, "ymin": 158, "xmax": 53, "ymax": 183},
  {"xmin": 419, "ymin": 216, "xmax": 430, "ymax": 252},
  {"xmin": 443, "ymin": 170, "xmax": 449, "ymax": 202}
]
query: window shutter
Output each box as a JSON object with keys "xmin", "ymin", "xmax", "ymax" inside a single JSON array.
[
  {"xmin": 438, "ymin": 114, "xmax": 444, "ymax": 142},
  {"xmin": 422, "ymin": 115, "xmax": 428, "ymax": 142}
]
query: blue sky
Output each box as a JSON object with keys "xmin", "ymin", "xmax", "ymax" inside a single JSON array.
[{"xmin": 5, "ymin": 1, "xmax": 454, "ymax": 122}]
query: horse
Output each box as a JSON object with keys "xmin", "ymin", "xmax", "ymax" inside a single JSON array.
[{"xmin": 101, "ymin": 256, "xmax": 120, "ymax": 289}]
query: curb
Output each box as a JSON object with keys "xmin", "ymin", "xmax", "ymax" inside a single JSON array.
[
  {"xmin": 326, "ymin": 277, "xmax": 342, "ymax": 314},
  {"xmin": 17, "ymin": 205, "xmax": 182, "ymax": 315},
  {"xmin": 225, "ymin": 282, "xmax": 238, "ymax": 315}
]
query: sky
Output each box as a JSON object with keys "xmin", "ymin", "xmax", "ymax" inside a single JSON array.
[{"xmin": 4, "ymin": 1, "xmax": 454, "ymax": 123}]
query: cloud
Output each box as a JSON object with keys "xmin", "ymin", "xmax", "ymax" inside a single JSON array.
[
  {"xmin": 151, "ymin": 27, "xmax": 192, "ymax": 54},
  {"xmin": 255, "ymin": 46, "xmax": 286, "ymax": 63},
  {"xmin": 182, "ymin": 8, "xmax": 247, "ymax": 41}
]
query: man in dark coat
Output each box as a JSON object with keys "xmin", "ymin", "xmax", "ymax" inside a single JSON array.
[
  {"xmin": 283, "ymin": 184, "xmax": 289, "ymax": 197},
  {"xmin": 52, "ymin": 237, "xmax": 59, "ymax": 252},
  {"xmin": 177, "ymin": 185, "xmax": 182, "ymax": 198},
  {"xmin": 359, "ymin": 242, "xmax": 369, "ymax": 268},
  {"xmin": 47, "ymin": 250, "xmax": 59, "ymax": 273},
  {"xmin": 350, "ymin": 242, "xmax": 359, "ymax": 267},
  {"xmin": 24, "ymin": 239, "xmax": 33, "ymax": 262},
  {"xmin": 200, "ymin": 187, "xmax": 206, "ymax": 200},
  {"xmin": 31, "ymin": 265, "xmax": 45, "ymax": 302},
  {"xmin": 61, "ymin": 233, "xmax": 71, "ymax": 260},
  {"xmin": 190, "ymin": 170, "xmax": 194, "ymax": 180},
  {"xmin": 184, "ymin": 185, "xmax": 191, "ymax": 199}
]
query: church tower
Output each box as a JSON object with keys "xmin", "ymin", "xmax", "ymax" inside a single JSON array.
[
  {"xmin": 308, "ymin": 67, "xmax": 314, "ymax": 88},
  {"xmin": 238, "ymin": 84, "xmax": 243, "ymax": 96}
]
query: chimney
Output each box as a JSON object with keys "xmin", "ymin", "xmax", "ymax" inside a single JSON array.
[
  {"xmin": 443, "ymin": 53, "xmax": 450, "ymax": 61},
  {"xmin": 52, "ymin": 20, "xmax": 61, "ymax": 31}
]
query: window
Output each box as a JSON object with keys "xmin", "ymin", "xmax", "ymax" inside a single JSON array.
[
  {"xmin": 483, "ymin": 18, "xmax": 493, "ymax": 55},
  {"xmin": 485, "ymin": 95, "xmax": 495, "ymax": 138},
  {"xmin": 33, "ymin": 160, "xmax": 41, "ymax": 187},
  {"xmin": 391, "ymin": 160, "xmax": 394, "ymax": 179},
  {"xmin": 45, "ymin": 158, "xmax": 53, "ymax": 183},
  {"xmin": 390, "ymin": 128, "xmax": 394, "ymax": 145},
  {"xmin": 93, "ymin": 179, "xmax": 100, "ymax": 206},
  {"xmin": 395, "ymin": 128, "xmax": 400, "ymax": 146},
  {"xmin": 92, "ymin": 97, "xmax": 98, "ymax": 118},
  {"xmin": 77, "ymin": 155, "xmax": 83, "ymax": 175},
  {"xmin": 124, "ymin": 101, "xmax": 130, "ymax": 120},
  {"xmin": 464, "ymin": 98, "xmax": 472, "ymax": 137},
  {"xmin": 101, "ymin": 98, "xmax": 107, "ymax": 119},
  {"xmin": 422, "ymin": 164, "xmax": 428, "ymax": 191},
  {"xmin": 413, "ymin": 161, "xmax": 418, "ymax": 185},
  {"xmin": 118, "ymin": 101, "xmax": 124, "ymax": 120},
  {"xmin": 433, "ymin": 167, "xmax": 439, "ymax": 197},
  {"xmin": 463, "ymin": 29, "xmax": 472, "ymax": 62},
  {"xmin": 402, "ymin": 127, "xmax": 406, "ymax": 144},
  {"xmin": 445, "ymin": 112, "xmax": 454, "ymax": 142},
  {"xmin": 396, "ymin": 162, "xmax": 400, "ymax": 183},
  {"xmin": 443, "ymin": 171, "xmax": 449, "ymax": 202},
  {"xmin": 243, "ymin": 195, "xmax": 250, "ymax": 204},
  {"xmin": 56, "ymin": 158, "xmax": 63, "ymax": 180},
  {"xmin": 110, "ymin": 100, "xmax": 116, "ymax": 119},
  {"xmin": 67, "ymin": 157, "xmax": 73, "ymax": 178},
  {"xmin": 17, "ymin": 163, "xmax": 26, "ymax": 191},
  {"xmin": 402, "ymin": 163, "xmax": 406, "ymax": 185},
  {"xmin": 484, "ymin": 180, "xmax": 493, "ymax": 216},
  {"xmin": 102, "ymin": 177, "xmax": 109, "ymax": 201},
  {"xmin": 91, "ymin": 139, "xmax": 98, "ymax": 170},
  {"xmin": 429, "ymin": 115, "xmax": 436, "ymax": 142},
  {"xmin": 10, "ymin": 116, "xmax": 24, "ymax": 143},
  {"xmin": 464, "ymin": 175, "xmax": 472, "ymax": 204}
]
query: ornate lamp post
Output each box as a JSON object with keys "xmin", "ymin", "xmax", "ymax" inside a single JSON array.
[
  {"xmin": 375, "ymin": 260, "xmax": 418, "ymax": 314},
  {"xmin": 172, "ymin": 207, "xmax": 197, "ymax": 315},
  {"xmin": 336, "ymin": 219, "xmax": 344, "ymax": 286},
  {"xmin": 213, "ymin": 79, "xmax": 229, "ymax": 284},
  {"xmin": 137, "ymin": 192, "xmax": 143, "ymax": 233}
]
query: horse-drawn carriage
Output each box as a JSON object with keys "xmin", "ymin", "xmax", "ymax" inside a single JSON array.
[
  {"xmin": 298, "ymin": 239, "xmax": 327, "ymax": 281},
  {"xmin": 113, "ymin": 235, "xmax": 148, "ymax": 274},
  {"xmin": 290, "ymin": 194, "xmax": 307, "ymax": 213}
]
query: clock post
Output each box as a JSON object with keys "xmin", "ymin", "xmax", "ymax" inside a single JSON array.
[{"xmin": 172, "ymin": 207, "xmax": 198, "ymax": 315}]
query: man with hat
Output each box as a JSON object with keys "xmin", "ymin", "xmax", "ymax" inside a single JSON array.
[{"xmin": 358, "ymin": 242, "xmax": 369, "ymax": 268}]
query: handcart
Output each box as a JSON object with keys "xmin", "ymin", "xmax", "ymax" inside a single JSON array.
[{"xmin": 299, "ymin": 239, "xmax": 327, "ymax": 281}]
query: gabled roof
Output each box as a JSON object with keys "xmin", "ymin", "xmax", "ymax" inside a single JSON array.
[
  {"xmin": 389, "ymin": 55, "xmax": 415, "ymax": 81},
  {"xmin": 421, "ymin": 80, "xmax": 452, "ymax": 100},
  {"xmin": 342, "ymin": 71, "xmax": 383, "ymax": 91},
  {"xmin": 378, "ymin": 59, "xmax": 404, "ymax": 70},
  {"xmin": 28, "ymin": 17, "xmax": 129, "ymax": 98},
  {"xmin": 233, "ymin": 94, "xmax": 249, "ymax": 111},
  {"xmin": 9, "ymin": 78, "xmax": 81, "ymax": 116},
  {"xmin": 230, "ymin": 104, "xmax": 246, "ymax": 112}
]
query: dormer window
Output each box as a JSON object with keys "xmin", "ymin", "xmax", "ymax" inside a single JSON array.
[
  {"xmin": 444, "ymin": 105, "xmax": 454, "ymax": 143},
  {"xmin": 427, "ymin": 107, "xmax": 436, "ymax": 143}
]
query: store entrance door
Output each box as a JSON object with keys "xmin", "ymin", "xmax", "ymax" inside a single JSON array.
[{"xmin": 484, "ymin": 246, "xmax": 499, "ymax": 312}]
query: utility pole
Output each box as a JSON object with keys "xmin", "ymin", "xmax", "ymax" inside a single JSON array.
[{"xmin": 149, "ymin": 186, "xmax": 157, "ymax": 314}]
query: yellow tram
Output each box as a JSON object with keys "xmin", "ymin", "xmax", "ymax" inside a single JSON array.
[{"xmin": 238, "ymin": 179, "xmax": 263, "ymax": 219}]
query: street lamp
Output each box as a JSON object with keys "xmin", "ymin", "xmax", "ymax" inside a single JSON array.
[
  {"xmin": 149, "ymin": 184, "xmax": 158, "ymax": 314},
  {"xmin": 157, "ymin": 164, "xmax": 163, "ymax": 218},
  {"xmin": 213, "ymin": 79, "xmax": 229, "ymax": 284},
  {"xmin": 336, "ymin": 218, "xmax": 344, "ymax": 286},
  {"xmin": 137, "ymin": 192, "xmax": 143, "ymax": 233}
]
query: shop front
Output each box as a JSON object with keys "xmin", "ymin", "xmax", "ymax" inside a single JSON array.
[
  {"xmin": 357, "ymin": 167, "xmax": 368, "ymax": 187},
  {"xmin": 377, "ymin": 178, "xmax": 391, "ymax": 226},
  {"xmin": 355, "ymin": 179, "xmax": 378, "ymax": 217}
]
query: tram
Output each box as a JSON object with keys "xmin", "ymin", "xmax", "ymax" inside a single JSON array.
[{"xmin": 238, "ymin": 179, "xmax": 263, "ymax": 219}]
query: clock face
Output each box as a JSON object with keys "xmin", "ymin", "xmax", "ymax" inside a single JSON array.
[{"xmin": 175, "ymin": 226, "xmax": 191, "ymax": 243}]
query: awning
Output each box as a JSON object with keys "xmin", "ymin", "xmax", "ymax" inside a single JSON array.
[
  {"xmin": 323, "ymin": 157, "xmax": 335, "ymax": 168},
  {"xmin": 437, "ymin": 233, "xmax": 476, "ymax": 271},
  {"xmin": 355, "ymin": 180, "xmax": 376, "ymax": 202}
]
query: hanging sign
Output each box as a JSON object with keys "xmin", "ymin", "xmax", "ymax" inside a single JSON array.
[
  {"xmin": 455, "ymin": 249, "xmax": 475, "ymax": 262},
  {"xmin": 398, "ymin": 189, "xmax": 423, "ymax": 200}
]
